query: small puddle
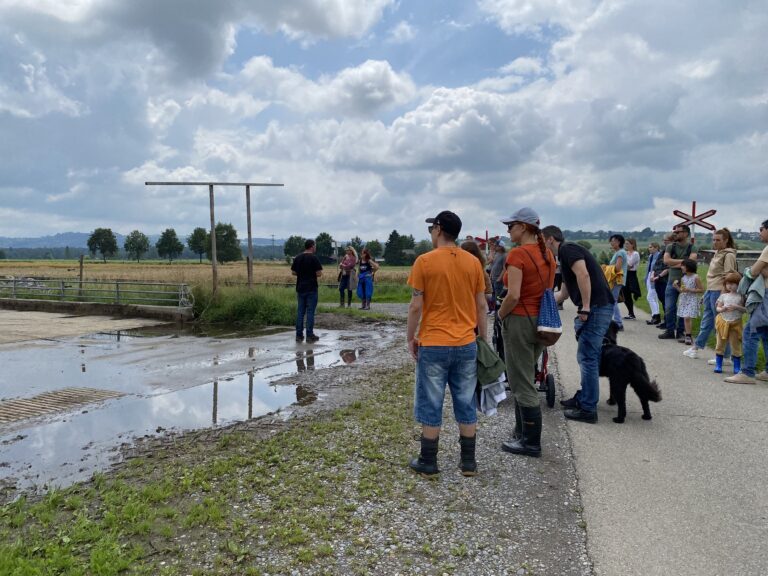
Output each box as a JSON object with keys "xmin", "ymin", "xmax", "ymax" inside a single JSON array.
[{"xmin": 0, "ymin": 326, "xmax": 389, "ymax": 497}]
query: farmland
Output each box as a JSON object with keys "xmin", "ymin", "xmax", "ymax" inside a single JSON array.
[{"xmin": 0, "ymin": 260, "xmax": 411, "ymax": 288}]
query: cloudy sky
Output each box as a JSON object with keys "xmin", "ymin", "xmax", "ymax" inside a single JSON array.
[{"xmin": 1, "ymin": 0, "xmax": 766, "ymax": 242}]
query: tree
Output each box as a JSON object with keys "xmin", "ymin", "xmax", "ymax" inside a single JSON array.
[
  {"xmin": 0, "ymin": 249, "xmax": 6, "ymax": 260},
  {"xmin": 124, "ymin": 230, "xmax": 150, "ymax": 262},
  {"xmin": 315, "ymin": 232, "xmax": 334, "ymax": 258},
  {"xmin": 414, "ymin": 239, "xmax": 432, "ymax": 256},
  {"xmin": 365, "ymin": 240, "xmax": 382, "ymax": 258},
  {"xmin": 383, "ymin": 230, "xmax": 404, "ymax": 265},
  {"xmin": 284, "ymin": 235, "xmax": 306, "ymax": 257},
  {"xmin": 156, "ymin": 228, "xmax": 184, "ymax": 262},
  {"xmin": 87, "ymin": 228, "xmax": 118, "ymax": 262},
  {"xmin": 206, "ymin": 222, "xmax": 242, "ymax": 263},
  {"xmin": 187, "ymin": 227, "xmax": 208, "ymax": 263},
  {"xmin": 349, "ymin": 236, "xmax": 364, "ymax": 255},
  {"xmin": 576, "ymin": 240, "xmax": 592, "ymax": 250}
]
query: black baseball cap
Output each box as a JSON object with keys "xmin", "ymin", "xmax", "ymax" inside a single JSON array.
[{"xmin": 426, "ymin": 210, "xmax": 462, "ymax": 238}]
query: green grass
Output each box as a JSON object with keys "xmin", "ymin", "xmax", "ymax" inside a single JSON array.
[
  {"xmin": 193, "ymin": 283, "xmax": 411, "ymax": 327},
  {"xmin": 0, "ymin": 366, "xmax": 418, "ymax": 575}
]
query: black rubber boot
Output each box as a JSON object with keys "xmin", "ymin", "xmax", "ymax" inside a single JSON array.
[
  {"xmin": 512, "ymin": 401, "xmax": 523, "ymax": 440},
  {"xmin": 409, "ymin": 436, "xmax": 439, "ymax": 476},
  {"xmin": 339, "ymin": 293, "xmax": 345, "ymax": 307},
  {"xmin": 458, "ymin": 435, "xmax": 477, "ymax": 477},
  {"xmin": 501, "ymin": 405, "xmax": 542, "ymax": 457},
  {"xmin": 347, "ymin": 291, "xmax": 352, "ymax": 307}
]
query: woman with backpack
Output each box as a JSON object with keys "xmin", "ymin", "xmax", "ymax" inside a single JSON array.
[{"xmin": 498, "ymin": 207, "xmax": 556, "ymax": 459}]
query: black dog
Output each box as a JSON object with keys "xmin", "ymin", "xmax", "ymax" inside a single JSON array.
[{"xmin": 602, "ymin": 321, "xmax": 662, "ymax": 423}]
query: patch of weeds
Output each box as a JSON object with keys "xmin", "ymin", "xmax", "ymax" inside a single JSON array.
[{"xmin": 450, "ymin": 543, "xmax": 468, "ymax": 557}]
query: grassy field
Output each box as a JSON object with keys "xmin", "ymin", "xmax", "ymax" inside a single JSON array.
[{"xmin": 0, "ymin": 260, "xmax": 411, "ymax": 288}]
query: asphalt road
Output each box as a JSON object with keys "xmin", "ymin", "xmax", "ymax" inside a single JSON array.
[{"xmin": 554, "ymin": 301, "xmax": 768, "ymax": 576}]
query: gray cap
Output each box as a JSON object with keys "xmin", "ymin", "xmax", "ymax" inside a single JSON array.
[{"xmin": 501, "ymin": 207, "xmax": 540, "ymax": 227}]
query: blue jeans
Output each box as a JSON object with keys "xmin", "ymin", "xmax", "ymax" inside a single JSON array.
[
  {"xmin": 741, "ymin": 322, "xmax": 768, "ymax": 377},
  {"xmin": 611, "ymin": 285, "xmax": 624, "ymax": 327},
  {"xmin": 573, "ymin": 305, "xmax": 613, "ymax": 413},
  {"xmin": 664, "ymin": 281, "xmax": 684, "ymax": 334},
  {"xmin": 296, "ymin": 290, "xmax": 318, "ymax": 337},
  {"xmin": 414, "ymin": 342, "xmax": 478, "ymax": 427},
  {"xmin": 695, "ymin": 290, "xmax": 730, "ymax": 357}
]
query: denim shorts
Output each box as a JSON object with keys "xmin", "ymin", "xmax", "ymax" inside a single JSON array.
[{"xmin": 414, "ymin": 342, "xmax": 478, "ymax": 427}]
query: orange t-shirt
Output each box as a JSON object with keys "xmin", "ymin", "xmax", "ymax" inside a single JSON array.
[
  {"xmin": 407, "ymin": 246, "xmax": 485, "ymax": 346},
  {"xmin": 505, "ymin": 244, "xmax": 556, "ymax": 317}
]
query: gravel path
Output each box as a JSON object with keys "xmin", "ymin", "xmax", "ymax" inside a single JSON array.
[{"xmin": 280, "ymin": 305, "xmax": 593, "ymax": 574}]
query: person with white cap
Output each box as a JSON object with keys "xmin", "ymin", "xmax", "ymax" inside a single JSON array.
[
  {"xmin": 497, "ymin": 207, "xmax": 555, "ymax": 457},
  {"xmin": 407, "ymin": 210, "xmax": 488, "ymax": 477}
]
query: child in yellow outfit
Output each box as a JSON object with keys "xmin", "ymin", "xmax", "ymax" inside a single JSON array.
[{"xmin": 713, "ymin": 272, "xmax": 746, "ymax": 374}]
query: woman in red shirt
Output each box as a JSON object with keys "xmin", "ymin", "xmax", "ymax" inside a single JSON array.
[{"xmin": 497, "ymin": 207, "xmax": 555, "ymax": 458}]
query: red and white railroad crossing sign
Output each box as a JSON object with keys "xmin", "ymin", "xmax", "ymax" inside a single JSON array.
[{"xmin": 673, "ymin": 201, "xmax": 716, "ymax": 243}]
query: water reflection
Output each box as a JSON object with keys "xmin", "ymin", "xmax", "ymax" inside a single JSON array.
[
  {"xmin": 0, "ymin": 326, "xmax": 395, "ymax": 495},
  {"xmin": 295, "ymin": 350, "xmax": 315, "ymax": 372},
  {"xmin": 340, "ymin": 349, "xmax": 357, "ymax": 364},
  {"xmin": 0, "ymin": 370, "xmax": 306, "ymax": 493}
]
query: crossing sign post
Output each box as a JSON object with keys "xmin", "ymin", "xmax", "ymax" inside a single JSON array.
[{"xmin": 673, "ymin": 201, "xmax": 716, "ymax": 244}]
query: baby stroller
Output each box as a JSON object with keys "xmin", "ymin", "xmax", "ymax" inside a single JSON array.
[{"xmin": 491, "ymin": 289, "xmax": 556, "ymax": 408}]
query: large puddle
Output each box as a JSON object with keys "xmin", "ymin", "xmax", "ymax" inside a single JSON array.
[{"xmin": 0, "ymin": 325, "xmax": 393, "ymax": 496}]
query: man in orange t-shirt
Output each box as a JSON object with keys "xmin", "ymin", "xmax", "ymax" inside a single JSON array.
[{"xmin": 406, "ymin": 210, "xmax": 487, "ymax": 477}]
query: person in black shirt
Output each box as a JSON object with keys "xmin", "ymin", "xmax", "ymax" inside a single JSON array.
[
  {"xmin": 543, "ymin": 226, "xmax": 614, "ymax": 423},
  {"xmin": 291, "ymin": 239, "xmax": 323, "ymax": 342}
]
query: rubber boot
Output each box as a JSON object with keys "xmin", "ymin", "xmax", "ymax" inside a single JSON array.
[
  {"xmin": 409, "ymin": 436, "xmax": 439, "ymax": 476},
  {"xmin": 347, "ymin": 292, "xmax": 352, "ymax": 308},
  {"xmin": 713, "ymin": 354, "xmax": 724, "ymax": 374},
  {"xmin": 339, "ymin": 293, "xmax": 345, "ymax": 308},
  {"xmin": 501, "ymin": 405, "xmax": 542, "ymax": 457},
  {"xmin": 458, "ymin": 435, "xmax": 477, "ymax": 477},
  {"xmin": 511, "ymin": 401, "xmax": 523, "ymax": 440},
  {"xmin": 732, "ymin": 356, "xmax": 741, "ymax": 374}
]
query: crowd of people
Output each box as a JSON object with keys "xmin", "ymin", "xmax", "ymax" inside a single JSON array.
[{"xmin": 292, "ymin": 212, "xmax": 768, "ymax": 477}]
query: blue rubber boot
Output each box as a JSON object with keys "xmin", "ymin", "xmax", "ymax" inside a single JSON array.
[
  {"xmin": 713, "ymin": 354, "xmax": 724, "ymax": 374},
  {"xmin": 732, "ymin": 356, "xmax": 741, "ymax": 374}
]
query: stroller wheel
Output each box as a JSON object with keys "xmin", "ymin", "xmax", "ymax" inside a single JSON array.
[{"xmin": 545, "ymin": 373, "xmax": 556, "ymax": 408}]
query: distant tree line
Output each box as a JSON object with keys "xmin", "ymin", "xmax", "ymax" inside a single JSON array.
[{"xmin": 282, "ymin": 229, "xmax": 427, "ymax": 266}]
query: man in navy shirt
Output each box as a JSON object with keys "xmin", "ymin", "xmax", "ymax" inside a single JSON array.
[
  {"xmin": 543, "ymin": 226, "xmax": 614, "ymax": 423},
  {"xmin": 291, "ymin": 239, "xmax": 323, "ymax": 342}
]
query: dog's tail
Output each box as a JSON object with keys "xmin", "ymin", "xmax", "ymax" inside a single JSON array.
[
  {"xmin": 632, "ymin": 359, "xmax": 662, "ymax": 402},
  {"xmin": 646, "ymin": 379, "xmax": 662, "ymax": 402}
]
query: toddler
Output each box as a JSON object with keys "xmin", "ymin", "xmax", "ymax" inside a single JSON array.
[
  {"xmin": 674, "ymin": 259, "xmax": 703, "ymax": 346},
  {"xmin": 713, "ymin": 271, "xmax": 746, "ymax": 374}
]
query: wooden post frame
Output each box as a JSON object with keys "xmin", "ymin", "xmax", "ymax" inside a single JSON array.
[{"xmin": 144, "ymin": 181, "xmax": 284, "ymax": 295}]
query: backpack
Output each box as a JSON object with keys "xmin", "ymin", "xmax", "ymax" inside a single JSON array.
[{"xmin": 521, "ymin": 249, "xmax": 562, "ymax": 346}]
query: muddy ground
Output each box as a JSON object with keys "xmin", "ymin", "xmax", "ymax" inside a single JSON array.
[
  {"xmin": 2, "ymin": 308, "xmax": 591, "ymax": 574},
  {"xmin": 113, "ymin": 310, "xmax": 590, "ymax": 575}
]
